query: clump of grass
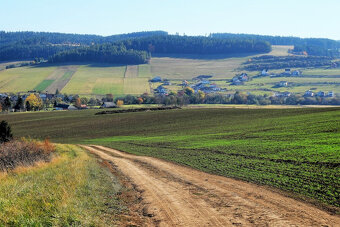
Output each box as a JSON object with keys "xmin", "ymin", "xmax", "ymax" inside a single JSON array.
[{"xmin": 0, "ymin": 138, "xmax": 55, "ymax": 172}]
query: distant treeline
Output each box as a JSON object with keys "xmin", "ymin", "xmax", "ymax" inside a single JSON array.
[
  {"xmin": 0, "ymin": 31, "xmax": 272, "ymax": 64},
  {"xmin": 243, "ymin": 55, "xmax": 335, "ymax": 70},
  {"xmin": 119, "ymin": 35, "xmax": 271, "ymax": 55},
  {"xmin": 211, "ymin": 33, "xmax": 340, "ymax": 57},
  {"xmin": 49, "ymin": 43, "xmax": 150, "ymax": 64},
  {"xmin": 114, "ymin": 92, "xmax": 340, "ymax": 106},
  {"xmin": 0, "ymin": 31, "xmax": 167, "ymax": 61}
]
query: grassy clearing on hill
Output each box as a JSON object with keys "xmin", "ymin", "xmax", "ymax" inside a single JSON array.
[
  {"xmin": 149, "ymin": 46, "xmax": 290, "ymax": 80},
  {"xmin": 1, "ymin": 107, "xmax": 339, "ymax": 208},
  {"xmin": 0, "ymin": 144, "xmax": 124, "ymax": 226}
]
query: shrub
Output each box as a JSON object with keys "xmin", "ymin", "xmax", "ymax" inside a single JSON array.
[{"xmin": 0, "ymin": 139, "xmax": 55, "ymax": 171}]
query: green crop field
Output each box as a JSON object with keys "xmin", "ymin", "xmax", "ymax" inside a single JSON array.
[
  {"xmin": 34, "ymin": 79, "xmax": 55, "ymax": 91},
  {"xmin": 1, "ymin": 107, "xmax": 339, "ymax": 208}
]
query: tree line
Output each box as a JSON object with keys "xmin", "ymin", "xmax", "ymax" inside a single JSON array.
[
  {"xmin": 49, "ymin": 43, "xmax": 150, "ymax": 64},
  {"xmin": 0, "ymin": 31, "xmax": 271, "ymax": 62},
  {"xmin": 113, "ymin": 90, "xmax": 340, "ymax": 106},
  {"xmin": 0, "ymin": 31, "xmax": 168, "ymax": 61},
  {"xmin": 119, "ymin": 35, "xmax": 271, "ymax": 55},
  {"xmin": 243, "ymin": 55, "xmax": 335, "ymax": 70},
  {"xmin": 210, "ymin": 33, "xmax": 340, "ymax": 57}
]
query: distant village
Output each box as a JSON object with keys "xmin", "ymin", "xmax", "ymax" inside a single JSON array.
[
  {"xmin": 0, "ymin": 90, "xmax": 118, "ymax": 112},
  {"xmin": 150, "ymin": 67, "xmax": 335, "ymax": 100},
  {"xmin": 0, "ymin": 67, "xmax": 338, "ymax": 112}
]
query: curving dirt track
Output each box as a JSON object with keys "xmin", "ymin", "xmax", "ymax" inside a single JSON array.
[{"xmin": 83, "ymin": 145, "xmax": 340, "ymax": 227}]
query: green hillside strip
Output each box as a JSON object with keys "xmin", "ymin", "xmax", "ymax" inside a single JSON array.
[
  {"xmin": 2, "ymin": 107, "xmax": 340, "ymax": 208},
  {"xmin": 34, "ymin": 79, "xmax": 55, "ymax": 91},
  {"xmin": 0, "ymin": 144, "xmax": 124, "ymax": 226}
]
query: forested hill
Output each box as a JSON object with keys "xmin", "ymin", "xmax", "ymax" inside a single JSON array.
[
  {"xmin": 48, "ymin": 35, "xmax": 271, "ymax": 64},
  {"xmin": 210, "ymin": 33, "xmax": 340, "ymax": 57},
  {"xmin": 49, "ymin": 43, "xmax": 150, "ymax": 64},
  {"xmin": 0, "ymin": 31, "xmax": 168, "ymax": 61},
  {"xmin": 0, "ymin": 31, "xmax": 271, "ymax": 63},
  {"xmin": 0, "ymin": 30, "xmax": 168, "ymax": 46},
  {"xmin": 119, "ymin": 35, "xmax": 271, "ymax": 55}
]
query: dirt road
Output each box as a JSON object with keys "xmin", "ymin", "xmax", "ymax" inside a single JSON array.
[{"xmin": 83, "ymin": 145, "xmax": 340, "ymax": 227}]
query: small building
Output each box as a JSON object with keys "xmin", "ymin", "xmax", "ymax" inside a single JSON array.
[
  {"xmin": 304, "ymin": 90, "xmax": 314, "ymax": 97},
  {"xmin": 274, "ymin": 92, "xmax": 291, "ymax": 97},
  {"xmin": 261, "ymin": 69, "xmax": 269, "ymax": 76},
  {"xmin": 282, "ymin": 69, "xmax": 291, "ymax": 76},
  {"xmin": 55, "ymin": 104, "xmax": 69, "ymax": 110},
  {"xmin": 155, "ymin": 85, "xmax": 168, "ymax": 94},
  {"xmin": 292, "ymin": 70, "xmax": 302, "ymax": 76},
  {"xmin": 68, "ymin": 105, "xmax": 78, "ymax": 110},
  {"xmin": 39, "ymin": 94, "xmax": 47, "ymax": 100},
  {"xmin": 279, "ymin": 81, "xmax": 288, "ymax": 87},
  {"xmin": 327, "ymin": 91, "xmax": 334, "ymax": 97},
  {"xmin": 150, "ymin": 76, "xmax": 162, "ymax": 82},
  {"xmin": 101, "ymin": 102, "xmax": 117, "ymax": 108},
  {"xmin": 316, "ymin": 91, "xmax": 325, "ymax": 97},
  {"xmin": 239, "ymin": 73, "xmax": 249, "ymax": 82},
  {"xmin": 231, "ymin": 73, "xmax": 249, "ymax": 85}
]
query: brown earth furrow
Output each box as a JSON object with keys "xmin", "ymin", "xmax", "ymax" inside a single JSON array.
[{"xmin": 83, "ymin": 145, "xmax": 340, "ymax": 227}]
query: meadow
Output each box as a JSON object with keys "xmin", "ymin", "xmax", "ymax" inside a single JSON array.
[{"xmin": 1, "ymin": 107, "xmax": 339, "ymax": 209}]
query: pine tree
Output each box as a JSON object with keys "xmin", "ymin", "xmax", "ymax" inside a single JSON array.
[{"xmin": 0, "ymin": 120, "xmax": 13, "ymax": 143}]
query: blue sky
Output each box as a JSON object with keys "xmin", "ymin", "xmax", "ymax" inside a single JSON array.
[{"xmin": 1, "ymin": 0, "xmax": 339, "ymax": 39}]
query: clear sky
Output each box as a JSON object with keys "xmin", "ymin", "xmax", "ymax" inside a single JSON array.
[{"xmin": 1, "ymin": 0, "xmax": 339, "ymax": 39}]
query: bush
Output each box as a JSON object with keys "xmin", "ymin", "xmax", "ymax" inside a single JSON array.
[{"xmin": 0, "ymin": 139, "xmax": 55, "ymax": 171}]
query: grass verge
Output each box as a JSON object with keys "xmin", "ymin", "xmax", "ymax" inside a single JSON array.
[{"xmin": 0, "ymin": 144, "xmax": 125, "ymax": 226}]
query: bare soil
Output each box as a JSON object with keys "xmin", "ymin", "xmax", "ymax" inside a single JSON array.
[{"xmin": 83, "ymin": 145, "xmax": 340, "ymax": 227}]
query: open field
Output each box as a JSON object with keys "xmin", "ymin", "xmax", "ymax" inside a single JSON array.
[
  {"xmin": 0, "ymin": 144, "xmax": 124, "ymax": 226},
  {"xmin": 124, "ymin": 65, "xmax": 138, "ymax": 78},
  {"xmin": 84, "ymin": 145, "xmax": 340, "ymax": 226},
  {"xmin": 0, "ymin": 66, "xmax": 56, "ymax": 93},
  {"xmin": 62, "ymin": 64, "xmax": 126, "ymax": 95},
  {"xmin": 149, "ymin": 45, "xmax": 291, "ymax": 80},
  {"xmin": 44, "ymin": 65, "xmax": 78, "ymax": 93},
  {"xmin": 1, "ymin": 107, "xmax": 339, "ymax": 209}
]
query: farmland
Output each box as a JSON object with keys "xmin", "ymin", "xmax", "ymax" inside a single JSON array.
[
  {"xmin": 0, "ymin": 45, "xmax": 339, "ymax": 97},
  {"xmin": 1, "ymin": 107, "xmax": 339, "ymax": 209}
]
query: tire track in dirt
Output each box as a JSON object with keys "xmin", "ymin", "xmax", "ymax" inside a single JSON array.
[{"xmin": 83, "ymin": 145, "xmax": 340, "ymax": 227}]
